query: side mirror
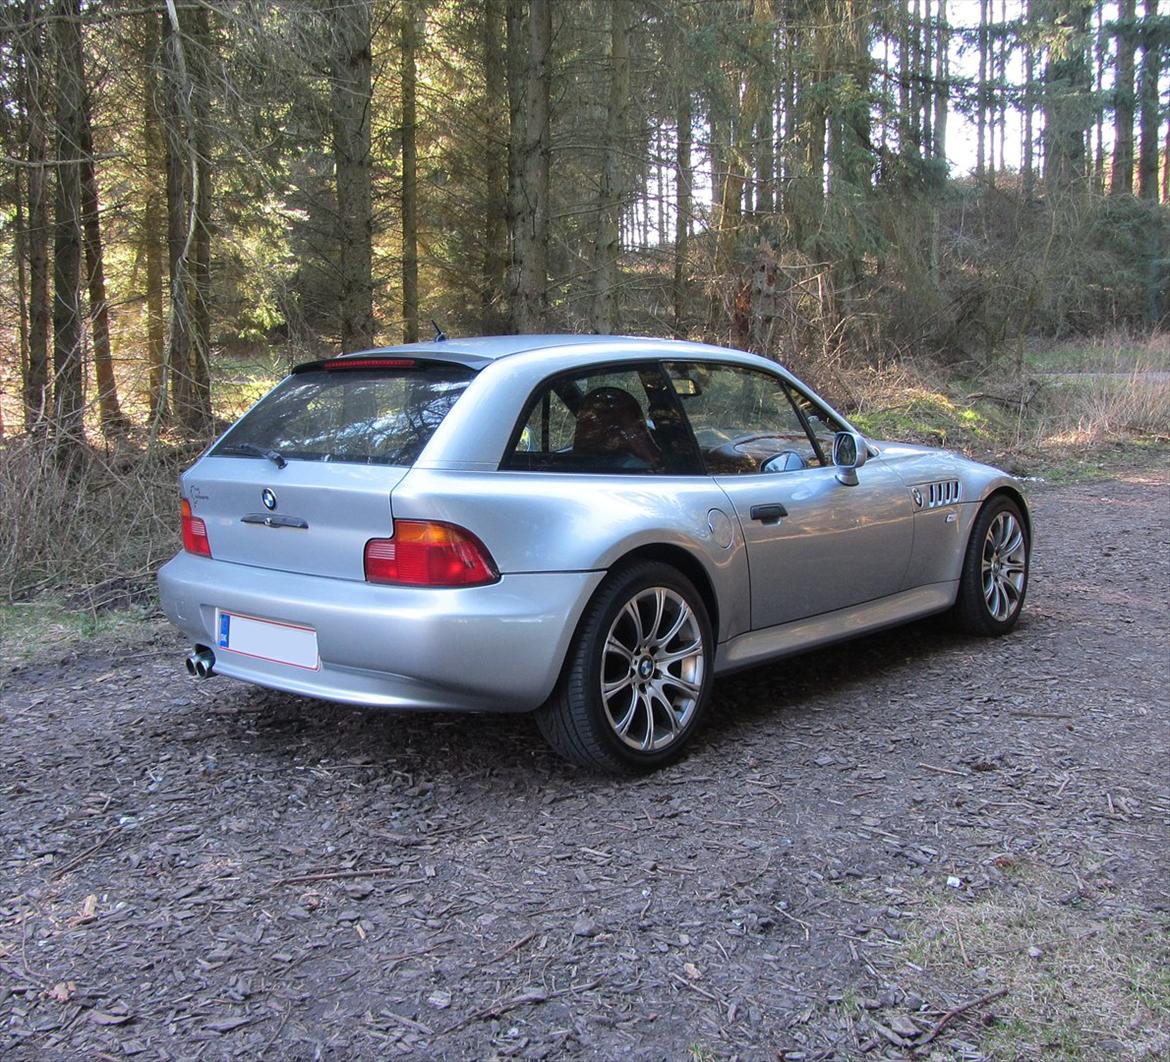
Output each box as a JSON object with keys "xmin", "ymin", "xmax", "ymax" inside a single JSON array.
[{"xmin": 833, "ymin": 431, "xmax": 868, "ymax": 486}]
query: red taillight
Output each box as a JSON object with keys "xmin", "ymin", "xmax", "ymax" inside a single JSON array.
[
  {"xmin": 364, "ymin": 521, "xmax": 498, "ymax": 587},
  {"xmin": 181, "ymin": 498, "xmax": 212, "ymax": 557}
]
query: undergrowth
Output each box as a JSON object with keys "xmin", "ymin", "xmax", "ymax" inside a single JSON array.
[{"xmin": 0, "ymin": 432, "xmax": 189, "ymax": 603}]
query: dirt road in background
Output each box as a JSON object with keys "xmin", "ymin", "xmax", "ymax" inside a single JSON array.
[{"xmin": 2, "ymin": 472, "xmax": 1168, "ymax": 1059}]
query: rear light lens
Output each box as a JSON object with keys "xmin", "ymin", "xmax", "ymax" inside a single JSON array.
[
  {"xmin": 323, "ymin": 357, "xmax": 417, "ymax": 371},
  {"xmin": 364, "ymin": 521, "xmax": 498, "ymax": 587},
  {"xmin": 181, "ymin": 498, "xmax": 212, "ymax": 557}
]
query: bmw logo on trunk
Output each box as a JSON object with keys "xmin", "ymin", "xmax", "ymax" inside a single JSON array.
[{"xmin": 261, "ymin": 488, "xmax": 277, "ymax": 511}]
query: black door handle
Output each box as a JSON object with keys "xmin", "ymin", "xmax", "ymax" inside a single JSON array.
[{"xmin": 750, "ymin": 503, "xmax": 788, "ymax": 524}]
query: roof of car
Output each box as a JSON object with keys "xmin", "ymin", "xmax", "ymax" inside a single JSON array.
[{"xmin": 341, "ymin": 334, "xmax": 751, "ymax": 367}]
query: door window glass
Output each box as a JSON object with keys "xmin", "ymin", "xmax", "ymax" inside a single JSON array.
[{"xmin": 664, "ymin": 362, "xmax": 824, "ymax": 475}]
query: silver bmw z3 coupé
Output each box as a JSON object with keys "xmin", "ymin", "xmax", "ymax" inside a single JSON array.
[{"xmin": 158, "ymin": 335, "xmax": 1031, "ymax": 772}]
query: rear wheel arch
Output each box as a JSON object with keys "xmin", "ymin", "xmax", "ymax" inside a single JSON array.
[{"xmin": 608, "ymin": 543, "xmax": 720, "ymax": 642}]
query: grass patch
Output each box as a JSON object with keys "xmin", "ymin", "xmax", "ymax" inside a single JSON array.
[
  {"xmin": 1025, "ymin": 330, "xmax": 1170, "ymax": 374},
  {"xmin": 0, "ymin": 597, "xmax": 164, "ymax": 675},
  {"xmin": 899, "ymin": 864, "xmax": 1170, "ymax": 1059}
]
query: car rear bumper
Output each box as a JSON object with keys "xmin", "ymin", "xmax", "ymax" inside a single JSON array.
[{"xmin": 157, "ymin": 552, "xmax": 604, "ymax": 712}]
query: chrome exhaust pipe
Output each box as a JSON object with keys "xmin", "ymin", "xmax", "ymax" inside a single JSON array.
[{"xmin": 186, "ymin": 648, "xmax": 216, "ymax": 678}]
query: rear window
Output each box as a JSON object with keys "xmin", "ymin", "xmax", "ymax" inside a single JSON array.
[{"xmin": 212, "ymin": 365, "xmax": 474, "ymax": 466}]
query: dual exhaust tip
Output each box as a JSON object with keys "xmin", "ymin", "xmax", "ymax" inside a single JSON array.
[{"xmin": 185, "ymin": 648, "xmax": 216, "ymax": 679}]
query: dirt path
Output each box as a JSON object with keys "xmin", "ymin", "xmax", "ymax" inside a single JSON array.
[{"xmin": 2, "ymin": 472, "xmax": 1168, "ymax": 1060}]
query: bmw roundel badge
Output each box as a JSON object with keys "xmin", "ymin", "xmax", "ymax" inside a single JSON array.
[{"xmin": 261, "ymin": 488, "xmax": 277, "ymax": 511}]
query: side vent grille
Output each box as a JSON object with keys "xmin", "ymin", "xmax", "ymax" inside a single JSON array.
[{"xmin": 913, "ymin": 480, "xmax": 962, "ymax": 509}]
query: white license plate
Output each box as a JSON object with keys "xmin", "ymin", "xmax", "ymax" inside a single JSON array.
[{"xmin": 216, "ymin": 611, "xmax": 319, "ymax": 671}]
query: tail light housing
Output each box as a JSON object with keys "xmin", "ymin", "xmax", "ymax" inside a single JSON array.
[
  {"xmin": 181, "ymin": 498, "xmax": 212, "ymax": 557},
  {"xmin": 364, "ymin": 521, "xmax": 498, "ymax": 588}
]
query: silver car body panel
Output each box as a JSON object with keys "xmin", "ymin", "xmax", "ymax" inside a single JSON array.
[
  {"xmin": 158, "ymin": 551, "xmax": 605, "ymax": 711},
  {"xmin": 159, "ymin": 335, "xmax": 1029, "ymax": 714}
]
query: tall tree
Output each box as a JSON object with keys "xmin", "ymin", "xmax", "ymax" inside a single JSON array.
[
  {"xmin": 51, "ymin": 0, "xmax": 86, "ymax": 459},
  {"xmin": 509, "ymin": 0, "xmax": 551, "ymax": 332},
  {"xmin": 141, "ymin": 12, "xmax": 168, "ymax": 421},
  {"xmin": 401, "ymin": 1, "xmax": 420, "ymax": 342},
  {"xmin": 19, "ymin": 0, "xmax": 51, "ymax": 430},
  {"xmin": 327, "ymin": 0, "xmax": 375, "ymax": 350},
  {"xmin": 590, "ymin": 0, "xmax": 630, "ymax": 334},
  {"xmin": 481, "ymin": 0, "xmax": 508, "ymax": 331},
  {"xmin": 1042, "ymin": 0, "xmax": 1092, "ymax": 193},
  {"xmin": 1113, "ymin": 0, "xmax": 1137, "ymax": 195},
  {"xmin": 1137, "ymin": 0, "xmax": 1161, "ymax": 200},
  {"xmin": 76, "ymin": 16, "xmax": 125, "ymax": 434}
]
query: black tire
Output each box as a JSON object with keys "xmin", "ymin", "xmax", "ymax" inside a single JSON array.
[
  {"xmin": 952, "ymin": 495, "xmax": 1030, "ymax": 636},
  {"xmin": 535, "ymin": 561, "xmax": 714, "ymax": 773}
]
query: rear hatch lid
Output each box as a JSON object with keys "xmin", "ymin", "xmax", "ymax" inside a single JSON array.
[{"xmin": 183, "ymin": 356, "xmax": 475, "ymax": 580}]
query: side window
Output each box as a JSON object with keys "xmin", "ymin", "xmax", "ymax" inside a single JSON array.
[
  {"xmin": 664, "ymin": 362, "xmax": 823, "ymax": 475},
  {"xmin": 504, "ymin": 364, "xmax": 700, "ymax": 474}
]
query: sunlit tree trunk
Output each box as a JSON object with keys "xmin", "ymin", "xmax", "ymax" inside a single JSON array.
[
  {"xmin": 189, "ymin": 1, "xmax": 212, "ymax": 429},
  {"xmin": 1137, "ymin": 0, "xmax": 1160, "ymax": 200}
]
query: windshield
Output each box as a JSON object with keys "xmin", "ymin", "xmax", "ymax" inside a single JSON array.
[{"xmin": 212, "ymin": 366, "xmax": 474, "ymax": 466}]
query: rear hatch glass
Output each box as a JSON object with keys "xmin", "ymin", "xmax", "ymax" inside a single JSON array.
[
  {"xmin": 190, "ymin": 362, "xmax": 474, "ymax": 580},
  {"xmin": 212, "ymin": 362, "xmax": 474, "ymax": 466}
]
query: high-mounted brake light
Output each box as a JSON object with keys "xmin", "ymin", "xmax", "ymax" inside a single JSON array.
[
  {"xmin": 364, "ymin": 521, "xmax": 498, "ymax": 588},
  {"xmin": 323, "ymin": 357, "xmax": 417, "ymax": 371},
  {"xmin": 181, "ymin": 498, "xmax": 212, "ymax": 557}
]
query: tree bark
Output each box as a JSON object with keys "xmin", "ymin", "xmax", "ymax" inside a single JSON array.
[
  {"xmin": 1043, "ymin": 0, "xmax": 1092, "ymax": 194},
  {"xmin": 1112, "ymin": 0, "xmax": 1136, "ymax": 195},
  {"xmin": 933, "ymin": 0, "xmax": 949, "ymax": 162},
  {"xmin": 328, "ymin": 0, "xmax": 375, "ymax": 350},
  {"xmin": 52, "ymin": 0, "xmax": 86, "ymax": 459},
  {"xmin": 142, "ymin": 11, "xmax": 168, "ymax": 422},
  {"xmin": 481, "ymin": 0, "xmax": 507, "ymax": 332},
  {"xmin": 673, "ymin": 87, "xmax": 691, "ymax": 338},
  {"xmin": 1137, "ymin": 0, "xmax": 1160, "ymax": 200},
  {"xmin": 189, "ymin": 0, "xmax": 212, "ymax": 430},
  {"xmin": 401, "ymin": 1, "xmax": 420, "ymax": 343},
  {"xmin": 19, "ymin": 0, "xmax": 51, "ymax": 431},
  {"xmin": 162, "ymin": 3, "xmax": 193, "ymax": 424},
  {"xmin": 75, "ymin": 19, "xmax": 126, "ymax": 434},
  {"xmin": 510, "ymin": 0, "xmax": 551, "ymax": 333},
  {"xmin": 590, "ymin": 0, "xmax": 630, "ymax": 334}
]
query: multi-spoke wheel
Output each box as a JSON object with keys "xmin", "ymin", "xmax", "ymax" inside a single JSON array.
[
  {"xmin": 536, "ymin": 561, "xmax": 713, "ymax": 772},
  {"xmin": 952, "ymin": 496, "xmax": 1030, "ymax": 636}
]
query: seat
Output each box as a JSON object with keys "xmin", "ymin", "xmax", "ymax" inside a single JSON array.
[{"xmin": 571, "ymin": 387, "xmax": 662, "ymax": 470}]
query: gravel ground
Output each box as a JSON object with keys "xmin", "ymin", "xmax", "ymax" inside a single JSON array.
[{"xmin": 2, "ymin": 471, "xmax": 1168, "ymax": 1060}]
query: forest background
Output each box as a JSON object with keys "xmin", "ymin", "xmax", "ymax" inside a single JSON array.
[{"xmin": 0, "ymin": 0, "xmax": 1167, "ymax": 610}]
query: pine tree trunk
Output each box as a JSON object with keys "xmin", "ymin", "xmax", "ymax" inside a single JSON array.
[
  {"xmin": 20, "ymin": 1, "xmax": 51, "ymax": 431},
  {"xmin": 673, "ymin": 88, "xmax": 691, "ymax": 338},
  {"xmin": 162, "ymin": 4, "xmax": 193, "ymax": 422},
  {"xmin": 510, "ymin": 0, "xmax": 551, "ymax": 333},
  {"xmin": 591, "ymin": 0, "xmax": 629, "ymax": 334},
  {"xmin": 1137, "ymin": 0, "xmax": 1160, "ymax": 200},
  {"xmin": 142, "ymin": 12, "xmax": 168, "ymax": 422},
  {"xmin": 481, "ymin": 0, "xmax": 507, "ymax": 332},
  {"xmin": 1023, "ymin": 0, "xmax": 1036, "ymax": 195},
  {"xmin": 328, "ymin": 0, "xmax": 375, "ymax": 350},
  {"xmin": 189, "ymin": 1, "xmax": 212, "ymax": 430},
  {"xmin": 401, "ymin": 1, "xmax": 420, "ymax": 343},
  {"xmin": 934, "ymin": 0, "xmax": 948, "ymax": 162},
  {"xmin": 52, "ymin": 0, "xmax": 86, "ymax": 460},
  {"xmin": 75, "ymin": 23, "xmax": 125, "ymax": 434},
  {"xmin": 1112, "ymin": 0, "xmax": 1136, "ymax": 195},
  {"xmin": 977, "ymin": 0, "xmax": 988, "ymax": 179}
]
